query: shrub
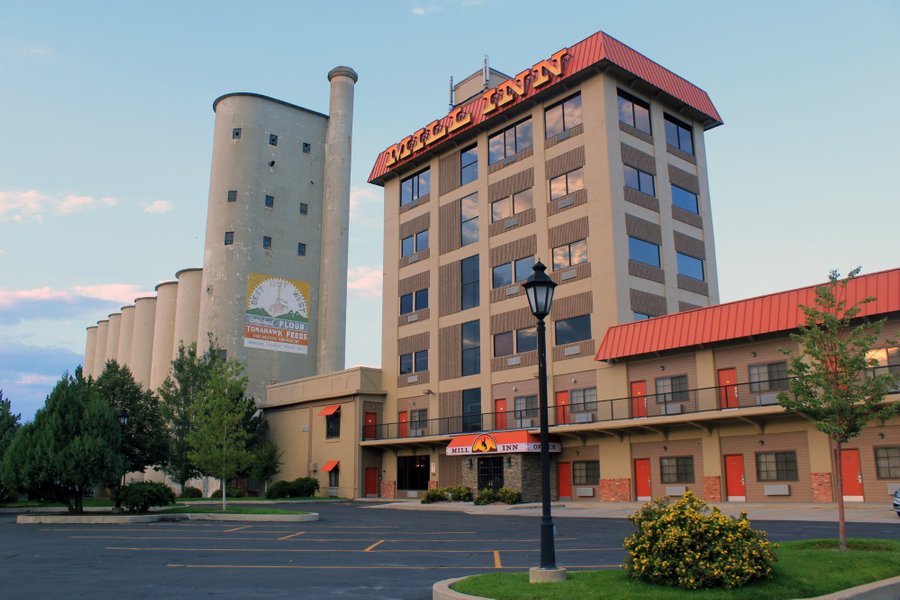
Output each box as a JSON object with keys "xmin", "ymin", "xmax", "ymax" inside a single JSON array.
[
  {"xmin": 265, "ymin": 477, "xmax": 320, "ymax": 499},
  {"xmin": 497, "ymin": 486, "xmax": 521, "ymax": 505},
  {"xmin": 449, "ymin": 485, "xmax": 473, "ymax": 502},
  {"xmin": 265, "ymin": 480, "xmax": 292, "ymax": 499},
  {"xmin": 119, "ymin": 482, "xmax": 175, "ymax": 513},
  {"xmin": 421, "ymin": 487, "xmax": 449, "ymax": 504},
  {"xmin": 179, "ymin": 486, "xmax": 202, "ymax": 499},
  {"xmin": 474, "ymin": 487, "xmax": 498, "ymax": 505},
  {"xmin": 623, "ymin": 491, "xmax": 776, "ymax": 590},
  {"xmin": 209, "ymin": 485, "xmax": 243, "ymax": 499}
]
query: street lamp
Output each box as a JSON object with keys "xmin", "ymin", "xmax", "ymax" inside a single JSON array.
[
  {"xmin": 117, "ymin": 408, "xmax": 128, "ymax": 509},
  {"xmin": 523, "ymin": 261, "xmax": 565, "ymax": 583}
]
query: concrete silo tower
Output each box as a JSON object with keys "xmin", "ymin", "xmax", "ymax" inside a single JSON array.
[{"xmin": 198, "ymin": 67, "xmax": 357, "ymax": 402}]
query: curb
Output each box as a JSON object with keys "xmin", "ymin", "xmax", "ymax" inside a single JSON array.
[
  {"xmin": 432, "ymin": 577, "xmax": 491, "ymax": 600},
  {"xmin": 16, "ymin": 512, "xmax": 319, "ymax": 524}
]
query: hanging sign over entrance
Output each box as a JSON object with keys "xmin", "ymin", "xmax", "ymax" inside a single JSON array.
[{"xmin": 446, "ymin": 431, "xmax": 561, "ymax": 456}]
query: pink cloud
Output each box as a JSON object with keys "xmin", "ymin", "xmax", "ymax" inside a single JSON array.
[
  {"xmin": 0, "ymin": 283, "xmax": 152, "ymax": 311},
  {"xmin": 0, "ymin": 190, "xmax": 51, "ymax": 223},
  {"xmin": 57, "ymin": 194, "xmax": 119, "ymax": 214},
  {"xmin": 15, "ymin": 373, "xmax": 58, "ymax": 386},
  {"xmin": 347, "ymin": 266, "xmax": 383, "ymax": 298},
  {"xmin": 70, "ymin": 283, "xmax": 152, "ymax": 303},
  {"xmin": 142, "ymin": 200, "xmax": 173, "ymax": 214},
  {"xmin": 349, "ymin": 186, "xmax": 381, "ymax": 220}
]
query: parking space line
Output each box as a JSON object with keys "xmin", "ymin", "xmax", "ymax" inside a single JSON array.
[
  {"xmin": 224, "ymin": 525, "xmax": 252, "ymax": 533},
  {"xmin": 277, "ymin": 531, "xmax": 305, "ymax": 541},
  {"xmin": 167, "ymin": 563, "xmax": 623, "ymax": 570},
  {"xmin": 493, "ymin": 550, "xmax": 502, "ymax": 568},
  {"xmin": 364, "ymin": 540, "xmax": 384, "ymax": 552},
  {"xmin": 109, "ymin": 546, "xmax": 614, "ymax": 555}
]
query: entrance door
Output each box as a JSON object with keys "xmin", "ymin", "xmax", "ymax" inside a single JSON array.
[
  {"xmin": 558, "ymin": 462, "xmax": 572, "ymax": 499},
  {"xmin": 364, "ymin": 467, "xmax": 379, "ymax": 497},
  {"xmin": 718, "ymin": 368, "xmax": 739, "ymax": 408},
  {"xmin": 634, "ymin": 458, "xmax": 651, "ymax": 500},
  {"xmin": 841, "ymin": 448, "xmax": 864, "ymax": 501},
  {"xmin": 555, "ymin": 391, "xmax": 570, "ymax": 425},
  {"xmin": 724, "ymin": 454, "xmax": 746, "ymax": 501},
  {"xmin": 398, "ymin": 411, "xmax": 408, "ymax": 438},
  {"xmin": 364, "ymin": 412, "xmax": 377, "ymax": 440},
  {"xmin": 477, "ymin": 457, "xmax": 504, "ymax": 490},
  {"xmin": 495, "ymin": 398, "xmax": 507, "ymax": 430},
  {"xmin": 630, "ymin": 381, "xmax": 647, "ymax": 418}
]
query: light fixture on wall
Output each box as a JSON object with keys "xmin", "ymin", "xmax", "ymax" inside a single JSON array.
[
  {"xmin": 467, "ymin": 458, "xmax": 473, "ymax": 468},
  {"xmin": 424, "ymin": 389, "xmax": 434, "ymax": 395},
  {"xmin": 571, "ymin": 378, "xmax": 577, "ymax": 384},
  {"xmin": 878, "ymin": 432, "xmax": 886, "ymax": 439},
  {"xmin": 512, "ymin": 386, "xmax": 517, "ymax": 391},
  {"xmin": 758, "ymin": 440, "xmax": 765, "ymax": 446},
  {"xmin": 659, "ymin": 365, "xmax": 666, "ymax": 371},
  {"xmin": 662, "ymin": 445, "xmax": 668, "ymax": 452},
  {"xmin": 751, "ymin": 351, "xmax": 757, "ymax": 357}
]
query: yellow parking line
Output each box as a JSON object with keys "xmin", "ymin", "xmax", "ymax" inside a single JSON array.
[
  {"xmin": 277, "ymin": 531, "xmax": 305, "ymax": 541},
  {"xmin": 494, "ymin": 550, "xmax": 502, "ymax": 569},
  {"xmin": 224, "ymin": 525, "xmax": 252, "ymax": 533},
  {"xmin": 364, "ymin": 540, "xmax": 384, "ymax": 552}
]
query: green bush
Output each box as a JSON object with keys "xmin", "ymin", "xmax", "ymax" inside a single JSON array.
[
  {"xmin": 209, "ymin": 485, "xmax": 243, "ymax": 498},
  {"xmin": 265, "ymin": 477, "xmax": 320, "ymax": 499},
  {"xmin": 449, "ymin": 485, "xmax": 473, "ymax": 502},
  {"xmin": 179, "ymin": 486, "xmax": 202, "ymax": 498},
  {"xmin": 421, "ymin": 487, "xmax": 449, "ymax": 504},
  {"xmin": 497, "ymin": 486, "xmax": 521, "ymax": 504},
  {"xmin": 474, "ymin": 487, "xmax": 498, "ymax": 505},
  {"xmin": 119, "ymin": 482, "xmax": 175, "ymax": 513},
  {"xmin": 0, "ymin": 483, "xmax": 18, "ymax": 505},
  {"xmin": 623, "ymin": 491, "xmax": 776, "ymax": 590}
]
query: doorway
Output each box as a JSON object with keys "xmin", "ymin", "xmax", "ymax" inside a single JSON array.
[
  {"xmin": 724, "ymin": 454, "xmax": 746, "ymax": 501},
  {"xmin": 634, "ymin": 458, "xmax": 651, "ymax": 500},
  {"xmin": 840, "ymin": 448, "xmax": 864, "ymax": 501},
  {"xmin": 477, "ymin": 456, "xmax": 504, "ymax": 490},
  {"xmin": 718, "ymin": 368, "xmax": 739, "ymax": 408}
]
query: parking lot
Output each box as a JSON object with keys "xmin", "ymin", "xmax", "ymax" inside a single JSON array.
[{"xmin": 1, "ymin": 502, "xmax": 898, "ymax": 599}]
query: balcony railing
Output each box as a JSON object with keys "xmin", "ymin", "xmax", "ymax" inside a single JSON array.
[{"xmin": 361, "ymin": 372, "xmax": 898, "ymax": 442}]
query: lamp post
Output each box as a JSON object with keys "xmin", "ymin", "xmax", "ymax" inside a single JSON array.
[
  {"xmin": 523, "ymin": 261, "xmax": 566, "ymax": 583},
  {"xmin": 117, "ymin": 407, "xmax": 128, "ymax": 510}
]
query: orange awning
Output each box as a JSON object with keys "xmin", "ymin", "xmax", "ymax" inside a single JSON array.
[
  {"xmin": 322, "ymin": 460, "xmax": 339, "ymax": 472},
  {"xmin": 446, "ymin": 431, "xmax": 560, "ymax": 456},
  {"xmin": 317, "ymin": 404, "xmax": 341, "ymax": 416}
]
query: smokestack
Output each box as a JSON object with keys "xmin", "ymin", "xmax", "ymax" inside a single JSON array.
[{"xmin": 317, "ymin": 66, "xmax": 358, "ymax": 375}]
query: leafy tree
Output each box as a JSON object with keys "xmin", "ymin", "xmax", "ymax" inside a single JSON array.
[
  {"xmin": 0, "ymin": 391, "xmax": 22, "ymax": 503},
  {"xmin": 250, "ymin": 441, "xmax": 283, "ymax": 494},
  {"xmin": 779, "ymin": 268, "xmax": 900, "ymax": 550},
  {"xmin": 187, "ymin": 358, "xmax": 255, "ymax": 510},
  {"xmin": 0, "ymin": 369, "xmax": 122, "ymax": 513},
  {"xmin": 95, "ymin": 360, "xmax": 169, "ymax": 507}
]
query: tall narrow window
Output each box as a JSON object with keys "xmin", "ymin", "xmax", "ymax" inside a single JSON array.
[
  {"xmin": 400, "ymin": 169, "xmax": 430, "ymax": 206},
  {"xmin": 617, "ymin": 90, "xmax": 651, "ymax": 134},
  {"xmin": 460, "ymin": 145, "xmax": 478, "ymax": 185},
  {"xmin": 461, "ymin": 320, "xmax": 480, "ymax": 376},
  {"xmin": 297, "ymin": 243, "xmax": 306, "ymax": 256},
  {"xmin": 232, "ymin": 128, "xmax": 242, "ymax": 140},
  {"xmin": 302, "ymin": 142, "xmax": 311, "ymax": 153},
  {"xmin": 461, "ymin": 255, "xmax": 479, "ymax": 310},
  {"xmin": 224, "ymin": 231, "xmax": 234, "ymax": 246},
  {"xmin": 460, "ymin": 193, "xmax": 479, "ymax": 246},
  {"xmin": 299, "ymin": 202, "xmax": 309, "ymax": 215},
  {"xmin": 264, "ymin": 194, "xmax": 274, "ymax": 208},
  {"xmin": 268, "ymin": 133, "xmax": 278, "ymax": 146},
  {"xmin": 664, "ymin": 114, "xmax": 694, "ymax": 155},
  {"xmin": 227, "ymin": 190, "xmax": 237, "ymax": 203},
  {"xmin": 262, "ymin": 236, "xmax": 272, "ymax": 250},
  {"xmin": 544, "ymin": 93, "xmax": 583, "ymax": 138},
  {"xmin": 462, "ymin": 388, "xmax": 482, "ymax": 432}
]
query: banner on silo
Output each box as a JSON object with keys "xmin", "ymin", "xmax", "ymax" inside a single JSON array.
[{"xmin": 243, "ymin": 273, "xmax": 310, "ymax": 354}]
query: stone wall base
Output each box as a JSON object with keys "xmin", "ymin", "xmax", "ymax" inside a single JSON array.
[
  {"xmin": 811, "ymin": 472, "xmax": 833, "ymax": 502},
  {"xmin": 600, "ymin": 478, "xmax": 631, "ymax": 501},
  {"xmin": 704, "ymin": 476, "xmax": 722, "ymax": 502},
  {"xmin": 428, "ymin": 480, "xmax": 439, "ymax": 490}
]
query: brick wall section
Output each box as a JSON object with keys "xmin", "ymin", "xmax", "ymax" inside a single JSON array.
[
  {"xmin": 428, "ymin": 480, "xmax": 439, "ymax": 490},
  {"xmin": 811, "ymin": 472, "xmax": 833, "ymax": 502},
  {"xmin": 381, "ymin": 480, "xmax": 396, "ymax": 499},
  {"xmin": 704, "ymin": 476, "xmax": 721, "ymax": 502},
  {"xmin": 600, "ymin": 478, "xmax": 631, "ymax": 501}
]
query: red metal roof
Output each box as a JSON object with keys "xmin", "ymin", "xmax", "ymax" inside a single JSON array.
[
  {"xmin": 369, "ymin": 30, "xmax": 722, "ymax": 184},
  {"xmin": 596, "ymin": 268, "xmax": 900, "ymax": 361}
]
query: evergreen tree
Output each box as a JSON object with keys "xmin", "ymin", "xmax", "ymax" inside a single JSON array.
[{"xmin": 0, "ymin": 391, "xmax": 22, "ymax": 503}]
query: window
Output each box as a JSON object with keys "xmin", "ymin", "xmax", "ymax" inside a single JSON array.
[
  {"xmin": 545, "ymin": 93, "xmax": 583, "ymax": 139},
  {"xmin": 328, "ymin": 467, "xmax": 339, "ymax": 488},
  {"xmin": 756, "ymin": 451, "xmax": 798, "ymax": 481},
  {"xmin": 461, "ymin": 255, "xmax": 479, "ymax": 310},
  {"xmin": 549, "ymin": 167, "xmax": 584, "ymax": 200},
  {"xmin": 493, "ymin": 332, "xmax": 513, "ymax": 357},
  {"xmin": 516, "ymin": 326, "xmax": 537, "ymax": 353},
  {"xmin": 491, "ymin": 188, "xmax": 533, "ymax": 222},
  {"xmin": 410, "ymin": 409, "xmax": 428, "ymax": 431},
  {"xmin": 262, "ymin": 236, "xmax": 272, "ymax": 250},
  {"xmin": 617, "ymin": 90, "xmax": 651, "ymax": 134},
  {"xmin": 677, "ymin": 252, "xmax": 705, "ymax": 281},
  {"xmin": 628, "ymin": 236, "xmax": 661, "ymax": 268},
  {"xmin": 224, "ymin": 231, "xmax": 234, "ymax": 245},
  {"xmin": 460, "ymin": 193, "xmax": 478, "ymax": 246},
  {"xmin": 552, "ymin": 239, "xmax": 587, "ymax": 270},
  {"xmin": 624, "ymin": 165, "xmax": 655, "ymax": 196},
  {"xmin": 269, "ymin": 133, "xmax": 278, "ymax": 146},
  {"xmin": 477, "ymin": 456, "xmax": 504, "ymax": 490},
  {"xmin": 264, "ymin": 194, "xmax": 274, "ymax": 208},
  {"xmin": 325, "ymin": 411, "xmax": 341, "ymax": 438},
  {"xmin": 749, "ymin": 361, "xmax": 789, "ymax": 392},
  {"xmin": 232, "ymin": 128, "xmax": 242, "ymax": 140},
  {"xmin": 401, "ymin": 230, "xmax": 428, "ymax": 257},
  {"xmin": 489, "ymin": 118, "xmax": 533, "ymax": 164},
  {"xmin": 415, "ymin": 288, "xmax": 428, "ymax": 311},
  {"xmin": 493, "ymin": 326, "xmax": 536, "ymax": 357},
  {"xmin": 400, "ymin": 350, "xmax": 428, "ymax": 374},
  {"xmin": 460, "ymin": 145, "xmax": 478, "ymax": 185},
  {"xmin": 875, "ymin": 447, "xmax": 900, "ymax": 479},
  {"xmin": 570, "ymin": 387, "xmax": 597, "ymax": 413},
  {"xmin": 302, "ymin": 142, "xmax": 311, "ymax": 154},
  {"xmin": 400, "ymin": 169, "xmax": 430, "ymax": 206},
  {"xmin": 492, "ymin": 256, "xmax": 533, "ymax": 288},
  {"xmin": 573, "ymin": 460, "xmax": 600, "ymax": 485},
  {"xmin": 416, "ymin": 229, "xmax": 429, "ymax": 251},
  {"xmin": 660, "ymin": 456, "xmax": 694, "ymax": 483},
  {"xmin": 400, "ymin": 289, "xmax": 428, "ymax": 315},
  {"xmin": 461, "ymin": 320, "xmax": 480, "ymax": 376},
  {"xmin": 514, "ymin": 395, "xmax": 538, "ymax": 419},
  {"xmin": 462, "ymin": 388, "xmax": 482, "ymax": 432},
  {"xmin": 664, "ymin": 114, "xmax": 693, "ymax": 155},
  {"xmin": 297, "ymin": 243, "xmax": 306, "ymax": 256},
  {"xmin": 299, "ymin": 202, "xmax": 309, "ymax": 215},
  {"xmin": 633, "ymin": 312, "xmax": 652, "ymax": 321},
  {"xmin": 227, "ymin": 190, "xmax": 237, "ymax": 203},
  {"xmin": 656, "ymin": 375, "xmax": 689, "ymax": 404},
  {"xmin": 397, "ymin": 455, "xmax": 429, "ymax": 490},
  {"xmin": 671, "ymin": 185, "xmax": 699, "ymax": 214},
  {"xmin": 867, "ymin": 347, "xmax": 900, "ymax": 377},
  {"xmin": 555, "ymin": 314, "xmax": 591, "ymax": 346}
]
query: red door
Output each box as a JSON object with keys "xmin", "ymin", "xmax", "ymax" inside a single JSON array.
[
  {"xmin": 555, "ymin": 391, "xmax": 570, "ymax": 425},
  {"xmin": 630, "ymin": 381, "xmax": 647, "ymax": 418},
  {"xmin": 718, "ymin": 368, "xmax": 739, "ymax": 408},
  {"xmin": 398, "ymin": 411, "xmax": 408, "ymax": 438},
  {"xmin": 495, "ymin": 399, "xmax": 507, "ymax": 430},
  {"xmin": 841, "ymin": 448, "xmax": 864, "ymax": 500},
  {"xmin": 364, "ymin": 412, "xmax": 377, "ymax": 440},
  {"xmin": 558, "ymin": 462, "xmax": 572, "ymax": 499},
  {"xmin": 634, "ymin": 458, "xmax": 651, "ymax": 500},
  {"xmin": 724, "ymin": 454, "xmax": 746, "ymax": 501},
  {"xmin": 364, "ymin": 467, "xmax": 379, "ymax": 497}
]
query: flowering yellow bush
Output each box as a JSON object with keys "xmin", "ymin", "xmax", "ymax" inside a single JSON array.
[{"xmin": 623, "ymin": 491, "xmax": 776, "ymax": 589}]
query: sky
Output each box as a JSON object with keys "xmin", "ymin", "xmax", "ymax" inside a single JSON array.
[{"xmin": 1, "ymin": 0, "xmax": 898, "ymax": 421}]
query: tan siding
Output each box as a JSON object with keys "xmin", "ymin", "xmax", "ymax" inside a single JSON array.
[
  {"xmin": 550, "ymin": 262, "xmax": 592, "ymax": 287},
  {"xmin": 490, "ymin": 283, "xmax": 526, "ymax": 304},
  {"xmin": 439, "ymin": 198, "xmax": 461, "ymax": 255},
  {"xmin": 620, "ymin": 143, "xmax": 656, "ymax": 174},
  {"xmin": 677, "ymin": 274, "xmax": 709, "ymax": 296},
  {"xmin": 672, "ymin": 205, "xmax": 703, "ymax": 228},
  {"xmin": 398, "ymin": 332, "xmax": 429, "ymax": 355},
  {"xmin": 673, "ymin": 231, "xmax": 706, "ymax": 259},
  {"xmin": 438, "ymin": 453, "xmax": 464, "ymax": 487},
  {"xmin": 630, "ymin": 289, "xmax": 667, "ymax": 316},
  {"xmin": 490, "ymin": 306, "xmax": 534, "ymax": 334},
  {"xmin": 628, "ymin": 354, "xmax": 699, "ymax": 415},
  {"xmin": 492, "ymin": 379, "xmax": 539, "ymax": 402},
  {"xmin": 632, "ymin": 438, "xmax": 705, "ymax": 499},
  {"xmin": 489, "ymin": 168, "xmax": 534, "ymax": 202},
  {"xmin": 624, "ymin": 187, "xmax": 659, "ymax": 212},
  {"xmin": 619, "ymin": 121, "xmax": 653, "ymax": 144},
  {"xmin": 546, "ymin": 146, "xmax": 585, "ymax": 180},
  {"xmin": 397, "ymin": 370, "xmax": 430, "ymax": 389},
  {"xmin": 439, "ymin": 390, "xmax": 461, "ymax": 418},
  {"xmin": 629, "ymin": 260, "xmax": 666, "ymax": 283},
  {"xmin": 544, "ymin": 122, "xmax": 583, "ymax": 149},
  {"xmin": 490, "ymin": 235, "xmax": 536, "ymax": 266},
  {"xmin": 398, "ymin": 307, "xmax": 430, "ymax": 328},
  {"xmin": 488, "ymin": 146, "xmax": 533, "ymax": 175},
  {"xmin": 438, "ymin": 262, "xmax": 461, "ymax": 316},
  {"xmin": 551, "ymin": 339, "xmax": 595, "ymax": 362},
  {"xmin": 625, "ymin": 213, "xmax": 662, "ymax": 244},
  {"xmin": 548, "ymin": 216, "xmax": 589, "ymax": 248},
  {"xmin": 552, "ymin": 369, "xmax": 597, "ymax": 393},
  {"xmin": 553, "ymin": 291, "xmax": 592, "ymax": 320},
  {"xmin": 668, "ymin": 164, "xmax": 700, "ymax": 193},
  {"xmin": 439, "ymin": 152, "xmax": 461, "ymax": 196},
  {"xmin": 679, "ymin": 301, "xmax": 702, "ymax": 312},
  {"xmin": 489, "ymin": 207, "xmax": 536, "ymax": 237},
  {"xmin": 491, "ymin": 351, "xmax": 538, "ymax": 373},
  {"xmin": 548, "ymin": 187, "xmax": 587, "ymax": 216},
  {"xmin": 399, "ymin": 247, "xmax": 430, "ymax": 270},
  {"xmin": 720, "ymin": 431, "xmax": 812, "ymax": 502},
  {"xmin": 399, "ymin": 212, "xmax": 430, "ymax": 240},
  {"xmin": 667, "ymin": 145, "xmax": 697, "ymax": 165},
  {"xmin": 399, "ymin": 193, "xmax": 430, "ymax": 215},
  {"xmin": 438, "ymin": 324, "xmax": 461, "ymax": 380},
  {"xmin": 399, "ymin": 271, "xmax": 430, "ymax": 296},
  {"xmin": 855, "ymin": 425, "xmax": 900, "ymax": 499}
]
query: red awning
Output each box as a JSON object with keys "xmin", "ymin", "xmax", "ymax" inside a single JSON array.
[
  {"xmin": 317, "ymin": 404, "xmax": 340, "ymax": 416},
  {"xmin": 446, "ymin": 431, "xmax": 561, "ymax": 456},
  {"xmin": 321, "ymin": 460, "xmax": 339, "ymax": 472}
]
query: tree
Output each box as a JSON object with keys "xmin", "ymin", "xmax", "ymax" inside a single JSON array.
[
  {"xmin": 0, "ymin": 369, "xmax": 122, "ymax": 513},
  {"xmin": 0, "ymin": 391, "xmax": 22, "ymax": 503},
  {"xmin": 250, "ymin": 441, "xmax": 283, "ymax": 494},
  {"xmin": 187, "ymin": 358, "xmax": 255, "ymax": 510},
  {"xmin": 779, "ymin": 268, "xmax": 900, "ymax": 550},
  {"xmin": 95, "ymin": 360, "xmax": 169, "ymax": 507}
]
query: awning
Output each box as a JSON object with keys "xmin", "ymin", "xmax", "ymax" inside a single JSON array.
[
  {"xmin": 317, "ymin": 404, "xmax": 341, "ymax": 416},
  {"xmin": 322, "ymin": 460, "xmax": 339, "ymax": 472},
  {"xmin": 446, "ymin": 431, "xmax": 561, "ymax": 456}
]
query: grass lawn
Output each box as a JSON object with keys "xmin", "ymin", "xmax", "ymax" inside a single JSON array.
[
  {"xmin": 159, "ymin": 506, "xmax": 309, "ymax": 515},
  {"xmin": 452, "ymin": 540, "xmax": 900, "ymax": 600}
]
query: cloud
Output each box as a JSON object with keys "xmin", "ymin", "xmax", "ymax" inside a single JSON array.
[
  {"xmin": 14, "ymin": 373, "xmax": 58, "ymax": 386},
  {"xmin": 347, "ymin": 266, "xmax": 383, "ymax": 298},
  {"xmin": 0, "ymin": 189, "xmax": 119, "ymax": 223},
  {"xmin": 142, "ymin": 200, "xmax": 174, "ymax": 214},
  {"xmin": 22, "ymin": 45, "xmax": 52, "ymax": 56},
  {"xmin": 411, "ymin": 3, "xmax": 442, "ymax": 15},
  {"xmin": 0, "ymin": 249, "xmax": 7, "ymax": 258},
  {"xmin": 0, "ymin": 283, "xmax": 153, "ymax": 325},
  {"xmin": 0, "ymin": 341, "xmax": 83, "ymax": 422},
  {"xmin": 349, "ymin": 186, "xmax": 381, "ymax": 219}
]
